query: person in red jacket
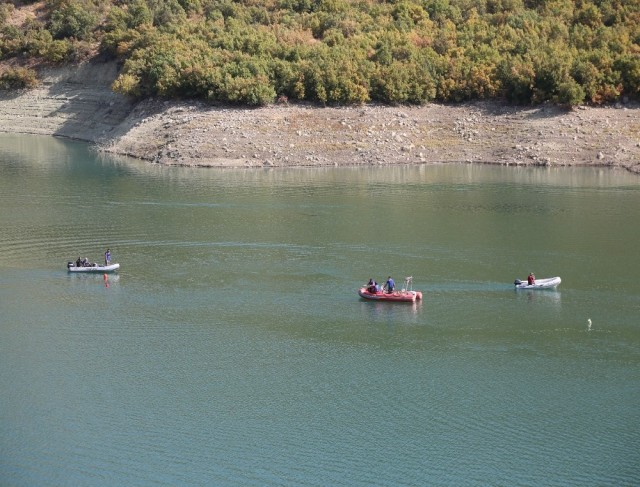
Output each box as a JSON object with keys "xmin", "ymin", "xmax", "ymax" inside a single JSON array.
[{"xmin": 528, "ymin": 272, "xmax": 536, "ymax": 285}]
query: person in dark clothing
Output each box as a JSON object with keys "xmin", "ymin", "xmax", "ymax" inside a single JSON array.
[{"xmin": 367, "ymin": 278, "xmax": 377, "ymax": 293}]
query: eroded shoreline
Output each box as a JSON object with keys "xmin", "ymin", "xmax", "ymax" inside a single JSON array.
[{"xmin": 0, "ymin": 61, "xmax": 638, "ymax": 173}]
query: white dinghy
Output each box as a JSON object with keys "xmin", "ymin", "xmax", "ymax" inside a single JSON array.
[
  {"xmin": 67, "ymin": 262, "xmax": 120, "ymax": 273},
  {"xmin": 514, "ymin": 276, "xmax": 561, "ymax": 289}
]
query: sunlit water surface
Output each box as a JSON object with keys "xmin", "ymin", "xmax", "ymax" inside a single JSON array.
[{"xmin": 1, "ymin": 135, "xmax": 639, "ymax": 486}]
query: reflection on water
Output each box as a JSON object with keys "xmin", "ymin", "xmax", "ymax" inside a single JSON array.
[
  {"xmin": 515, "ymin": 289, "xmax": 562, "ymax": 305},
  {"xmin": 1, "ymin": 135, "xmax": 639, "ymax": 487},
  {"xmin": 359, "ymin": 298, "xmax": 423, "ymax": 319}
]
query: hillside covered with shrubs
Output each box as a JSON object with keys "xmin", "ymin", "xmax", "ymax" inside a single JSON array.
[{"xmin": 1, "ymin": 0, "xmax": 639, "ymax": 106}]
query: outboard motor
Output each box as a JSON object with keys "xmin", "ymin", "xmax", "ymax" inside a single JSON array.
[
  {"xmin": 67, "ymin": 261, "xmax": 74, "ymax": 269},
  {"xmin": 514, "ymin": 279, "xmax": 522, "ymax": 286}
]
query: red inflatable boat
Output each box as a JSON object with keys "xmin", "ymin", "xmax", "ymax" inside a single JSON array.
[{"xmin": 358, "ymin": 277, "xmax": 423, "ymax": 302}]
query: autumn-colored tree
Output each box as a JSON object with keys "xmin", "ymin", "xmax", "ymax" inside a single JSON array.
[{"xmin": 0, "ymin": 0, "xmax": 637, "ymax": 105}]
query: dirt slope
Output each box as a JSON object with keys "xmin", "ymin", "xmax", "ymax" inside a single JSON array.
[{"xmin": 0, "ymin": 61, "xmax": 638, "ymax": 173}]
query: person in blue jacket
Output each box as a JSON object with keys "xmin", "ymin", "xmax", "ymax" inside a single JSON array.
[
  {"xmin": 385, "ymin": 276, "xmax": 395, "ymax": 293},
  {"xmin": 104, "ymin": 248, "xmax": 111, "ymax": 266}
]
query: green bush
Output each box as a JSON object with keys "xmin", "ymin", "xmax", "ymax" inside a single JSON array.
[
  {"xmin": 0, "ymin": 3, "xmax": 15, "ymax": 24},
  {"xmin": 555, "ymin": 79, "xmax": 585, "ymax": 106},
  {"xmin": 43, "ymin": 38, "xmax": 73, "ymax": 63},
  {"xmin": 614, "ymin": 55, "xmax": 640, "ymax": 98},
  {"xmin": 372, "ymin": 61, "xmax": 437, "ymax": 104},
  {"xmin": 497, "ymin": 56, "xmax": 535, "ymax": 103},
  {"xmin": 218, "ymin": 72, "xmax": 275, "ymax": 105},
  {"xmin": 0, "ymin": 67, "xmax": 40, "ymax": 89},
  {"xmin": 112, "ymin": 72, "xmax": 141, "ymax": 96},
  {"xmin": 48, "ymin": 0, "xmax": 100, "ymax": 40}
]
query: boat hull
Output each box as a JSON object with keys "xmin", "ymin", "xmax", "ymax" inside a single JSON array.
[
  {"xmin": 68, "ymin": 263, "xmax": 120, "ymax": 273},
  {"xmin": 358, "ymin": 287, "xmax": 422, "ymax": 302},
  {"xmin": 514, "ymin": 276, "xmax": 561, "ymax": 289}
]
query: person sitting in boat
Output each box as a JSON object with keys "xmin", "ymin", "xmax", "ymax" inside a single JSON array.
[
  {"xmin": 528, "ymin": 272, "xmax": 536, "ymax": 285},
  {"xmin": 76, "ymin": 257, "xmax": 82, "ymax": 267},
  {"xmin": 367, "ymin": 278, "xmax": 377, "ymax": 294},
  {"xmin": 81, "ymin": 257, "xmax": 90, "ymax": 267},
  {"xmin": 385, "ymin": 276, "xmax": 395, "ymax": 294}
]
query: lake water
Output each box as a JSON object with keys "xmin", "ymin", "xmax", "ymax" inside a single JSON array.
[{"xmin": 1, "ymin": 134, "xmax": 639, "ymax": 486}]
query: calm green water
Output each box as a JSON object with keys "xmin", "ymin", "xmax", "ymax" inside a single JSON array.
[{"xmin": 1, "ymin": 134, "xmax": 639, "ymax": 486}]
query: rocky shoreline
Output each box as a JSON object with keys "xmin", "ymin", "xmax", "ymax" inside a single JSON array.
[{"xmin": 1, "ymin": 61, "xmax": 638, "ymax": 173}]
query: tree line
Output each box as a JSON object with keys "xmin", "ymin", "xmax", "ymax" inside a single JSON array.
[{"xmin": 1, "ymin": 0, "xmax": 638, "ymax": 106}]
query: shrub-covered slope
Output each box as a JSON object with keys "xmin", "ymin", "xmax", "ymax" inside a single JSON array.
[{"xmin": 1, "ymin": 0, "xmax": 639, "ymax": 106}]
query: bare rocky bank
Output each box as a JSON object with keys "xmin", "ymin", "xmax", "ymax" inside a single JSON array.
[{"xmin": 1, "ymin": 60, "xmax": 638, "ymax": 173}]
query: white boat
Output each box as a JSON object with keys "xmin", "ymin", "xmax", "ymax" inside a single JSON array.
[
  {"xmin": 514, "ymin": 276, "xmax": 561, "ymax": 289},
  {"xmin": 67, "ymin": 262, "xmax": 120, "ymax": 273}
]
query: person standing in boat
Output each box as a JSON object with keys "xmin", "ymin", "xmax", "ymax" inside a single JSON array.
[
  {"xmin": 105, "ymin": 249, "xmax": 111, "ymax": 266},
  {"xmin": 385, "ymin": 276, "xmax": 395, "ymax": 294},
  {"xmin": 528, "ymin": 272, "xmax": 535, "ymax": 285}
]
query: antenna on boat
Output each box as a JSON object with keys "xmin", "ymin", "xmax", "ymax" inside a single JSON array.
[{"xmin": 403, "ymin": 276, "xmax": 413, "ymax": 292}]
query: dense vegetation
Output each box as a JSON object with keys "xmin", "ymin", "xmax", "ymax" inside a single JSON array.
[{"xmin": 1, "ymin": 0, "xmax": 639, "ymax": 105}]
